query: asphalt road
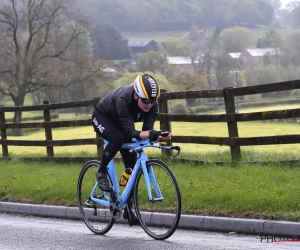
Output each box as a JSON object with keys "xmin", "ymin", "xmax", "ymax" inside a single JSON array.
[
  {"xmin": 1, "ymin": 202, "xmax": 300, "ymax": 237},
  {"xmin": 1, "ymin": 213, "xmax": 300, "ymax": 250}
]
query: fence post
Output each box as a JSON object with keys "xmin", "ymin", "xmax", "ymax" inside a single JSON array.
[
  {"xmin": 0, "ymin": 106, "xmax": 9, "ymax": 157},
  {"xmin": 43, "ymin": 100, "xmax": 54, "ymax": 157},
  {"xmin": 223, "ymin": 88, "xmax": 241, "ymax": 161},
  {"xmin": 158, "ymin": 89, "xmax": 172, "ymax": 156}
]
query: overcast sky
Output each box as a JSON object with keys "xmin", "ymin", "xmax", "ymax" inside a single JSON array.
[
  {"xmin": 281, "ymin": 0, "xmax": 290, "ymax": 7},
  {"xmin": 280, "ymin": 0, "xmax": 300, "ymax": 8}
]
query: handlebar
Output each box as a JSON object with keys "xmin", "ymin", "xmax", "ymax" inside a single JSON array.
[{"xmin": 128, "ymin": 139, "xmax": 181, "ymax": 158}]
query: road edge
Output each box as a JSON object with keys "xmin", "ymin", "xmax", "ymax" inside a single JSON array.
[{"xmin": 1, "ymin": 201, "xmax": 300, "ymax": 237}]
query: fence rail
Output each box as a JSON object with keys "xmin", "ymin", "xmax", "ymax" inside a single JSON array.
[{"xmin": 1, "ymin": 79, "xmax": 300, "ymax": 162}]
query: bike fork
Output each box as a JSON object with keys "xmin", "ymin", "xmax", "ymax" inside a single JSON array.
[{"xmin": 141, "ymin": 161, "xmax": 163, "ymax": 202}]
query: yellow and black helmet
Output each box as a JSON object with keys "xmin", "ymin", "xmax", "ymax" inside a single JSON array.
[{"xmin": 133, "ymin": 73, "xmax": 160, "ymax": 101}]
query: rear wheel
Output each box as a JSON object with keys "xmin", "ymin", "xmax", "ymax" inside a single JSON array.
[
  {"xmin": 77, "ymin": 160, "xmax": 115, "ymax": 234},
  {"xmin": 134, "ymin": 159, "xmax": 181, "ymax": 240}
]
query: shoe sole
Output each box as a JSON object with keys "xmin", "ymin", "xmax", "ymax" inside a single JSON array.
[{"xmin": 98, "ymin": 185, "xmax": 111, "ymax": 192}]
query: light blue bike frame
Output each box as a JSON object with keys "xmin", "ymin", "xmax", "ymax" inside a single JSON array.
[{"xmin": 89, "ymin": 139, "xmax": 165, "ymax": 209}]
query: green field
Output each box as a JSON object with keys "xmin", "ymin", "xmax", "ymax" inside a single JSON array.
[
  {"xmin": 123, "ymin": 31, "xmax": 187, "ymax": 42},
  {"xmin": 2, "ymin": 119, "xmax": 300, "ymax": 161},
  {"xmin": 123, "ymin": 28, "xmax": 300, "ymax": 47},
  {"xmin": 251, "ymin": 28, "xmax": 300, "ymax": 42},
  {"xmin": 202, "ymin": 102, "xmax": 300, "ymax": 115}
]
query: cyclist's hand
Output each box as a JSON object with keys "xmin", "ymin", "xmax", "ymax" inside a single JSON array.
[
  {"xmin": 149, "ymin": 130, "xmax": 161, "ymax": 141},
  {"xmin": 158, "ymin": 131, "xmax": 172, "ymax": 141},
  {"xmin": 149, "ymin": 130, "xmax": 172, "ymax": 141}
]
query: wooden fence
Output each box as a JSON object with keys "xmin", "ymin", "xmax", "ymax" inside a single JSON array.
[{"xmin": 1, "ymin": 79, "xmax": 300, "ymax": 162}]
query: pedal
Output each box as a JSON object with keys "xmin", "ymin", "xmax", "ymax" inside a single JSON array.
[
  {"xmin": 84, "ymin": 199, "xmax": 95, "ymax": 209},
  {"xmin": 84, "ymin": 199, "xmax": 97, "ymax": 216},
  {"xmin": 92, "ymin": 194, "xmax": 104, "ymax": 199}
]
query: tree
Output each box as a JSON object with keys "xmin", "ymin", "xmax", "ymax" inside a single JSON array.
[
  {"xmin": 209, "ymin": 0, "xmax": 234, "ymax": 26},
  {"xmin": 256, "ymin": 29, "xmax": 282, "ymax": 68},
  {"xmin": 291, "ymin": 5, "xmax": 300, "ymax": 28},
  {"xmin": 219, "ymin": 27, "xmax": 255, "ymax": 53},
  {"xmin": 232, "ymin": 0, "xmax": 273, "ymax": 26},
  {"xmin": 280, "ymin": 1, "xmax": 300, "ymax": 27},
  {"xmin": 92, "ymin": 23, "xmax": 131, "ymax": 60},
  {"xmin": 187, "ymin": 24, "xmax": 208, "ymax": 69},
  {"xmin": 194, "ymin": 25, "xmax": 222, "ymax": 89},
  {"xmin": 245, "ymin": 65, "xmax": 282, "ymax": 97},
  {"xmin": 214, "ymin": 53, "xmax": 237, "ymax": 89},
  {"xmin": 283, "ymin": 31, "xmax": 300, "ymax": 68},
  {"xmin": 233, "ymin": 0, "xmax": 260, "ymax": 26},
  {"xmin": 81, "ymin": 0, "xmax": 126, "ymax": 27},
  {"xmin": 255, "ymin": 0, "xmax": 274, "ymax": 25},
  {"xmin": 176, "ymin": 0, "xmax": 202, "ymax": 24},
  {"xmin": 162, "ymin": 41, "xmax": 190, "ymax": 57},
  {"xmin": 271, "ymin": 0, "xmax": 281, "ymax": 11},
  {"xmin": 134, "ymin": 51, "xmax": 168, "ymax": 74},
  {"xmin": 169, "ymin": 69, "xmax": 208, "ymax": 106},
  {"xmin": 199, "ymin": 0, "xmax": 235, "ymax": 26},
  {"xmin": 256, "ymin": 29, "xmax": 282, "ymax": 48},
  {"xmin": 113, "ymin": 71, "xmax": 172, "ymax": 91},
  {"xmin": 0, "ymin": 0, "xmax": 108, "ymax": 136},
  {"xmin": 119, "ymin": 0, "xmax": 158, "ymax": 31},
  {"xmin": 169, "ymin": 69, "xmax": 208, "ymax": 90}
]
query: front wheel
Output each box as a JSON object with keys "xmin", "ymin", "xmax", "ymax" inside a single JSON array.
[
  {"xmin": 134, "ymin": 159, "xmax": 181, "ymax": 240},
  {"xmin": 77, "ymin": 160, "xmax": 115, "ymax": 235}
]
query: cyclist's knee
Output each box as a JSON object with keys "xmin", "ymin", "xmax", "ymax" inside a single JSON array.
[{"xmin": 110, "ymin": 134, "xmax": 124, "ymax": 149}]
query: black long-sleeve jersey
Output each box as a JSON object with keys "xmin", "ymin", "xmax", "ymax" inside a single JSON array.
[{"xmin": 94, "ymin": 85, "xmax": 158, "ymax": 140}]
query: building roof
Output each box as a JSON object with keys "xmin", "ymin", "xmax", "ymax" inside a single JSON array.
[
  {"xmin": 103, "ymin": 68, "xmax": 116, "ymax": 73},
  {"xmin": 128, "ymin": 40, "xmax": 154, "ymax": 47},
  {"xmin": 229, "ymin": 53, "xmax": 241, "ymax": 59},
  {"xmin": 245, "ymin": 48, "xmax": 281, "ymax": 57},
  {"xmin": 167, "ymin": 56, "xmax": 199, "ymax": 65}
]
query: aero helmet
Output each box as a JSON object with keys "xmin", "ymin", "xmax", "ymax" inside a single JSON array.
[{"xmin": 133, "ymin": 73, "xmax": 160, "ymax": 101}]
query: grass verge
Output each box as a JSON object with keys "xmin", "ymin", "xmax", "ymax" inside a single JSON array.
[{"xmin": 1, "ymin": 151, "xmax": 300, "ymax": 222}]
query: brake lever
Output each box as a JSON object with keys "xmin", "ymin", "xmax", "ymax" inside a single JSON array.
[{"xmin": 171, "ymin": 146, "xmax": 180, "ymax": 158}]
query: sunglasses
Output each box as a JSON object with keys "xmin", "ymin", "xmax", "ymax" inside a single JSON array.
[{"xmin": 140, "ymin": 98, "xmax": 154, "ymax": 104}]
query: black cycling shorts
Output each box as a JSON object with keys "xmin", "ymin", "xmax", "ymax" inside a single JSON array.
[{"xmin": 92, "ymin": 112, "xmax": 137, "ymax": 169}]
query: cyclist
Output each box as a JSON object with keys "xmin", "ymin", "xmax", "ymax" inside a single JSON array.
[{"xmin": 92, "ymin": 72, "xmax": 171, "ymax": 223}]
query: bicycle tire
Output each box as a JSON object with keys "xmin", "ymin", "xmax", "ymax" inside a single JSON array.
[
  {"xmin": 134, "ymin": 159, "xmax": 181, "ymax": 240},
  {"xmin": 77, "ymin": 160, "xmax": 115, "ymax": 235}
]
